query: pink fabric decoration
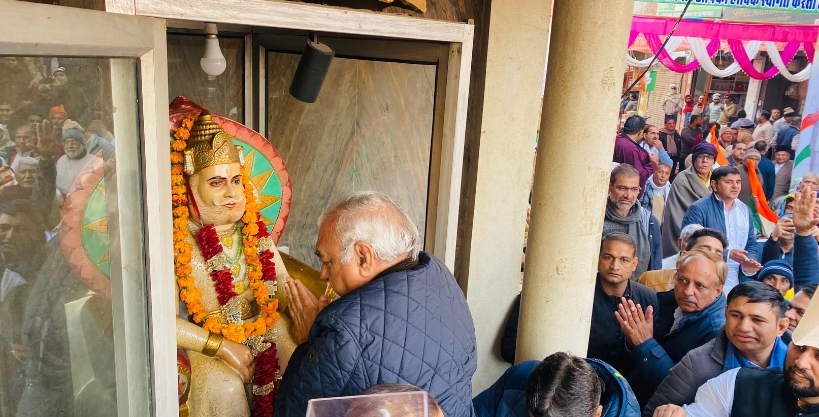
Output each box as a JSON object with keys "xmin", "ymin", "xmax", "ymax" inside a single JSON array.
[
  {"xmin": 646, "ymin": 34, "xmax": 720, "ymax": 73},
  {"xmin": 728, "ymin": 39, "xmax": 801, "ymax": 80},
  {"xmin": 632, "ymin": 16, "xmax": 819, "ymax": 44}
]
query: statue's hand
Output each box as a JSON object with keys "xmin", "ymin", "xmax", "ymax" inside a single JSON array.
[
  {"xmin": 285, "ymin": 277, "xmax": 331, "ymax": 345},
  {"xmin": 216, "ymin": 339, "xmax": 254, "ymax": 383}
]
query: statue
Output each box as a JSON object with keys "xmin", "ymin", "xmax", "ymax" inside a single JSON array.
[{"xmin": 169, "ymin": 98, "xmax": 303, "ymax": 417}]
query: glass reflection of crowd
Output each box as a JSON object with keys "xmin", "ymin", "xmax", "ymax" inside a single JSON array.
[{"xmin": 0, "ymin": 57, "xmax": 117, "ymax": 417}]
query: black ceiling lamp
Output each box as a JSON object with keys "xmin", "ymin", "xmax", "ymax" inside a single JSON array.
[{"xmin": 289, "ymin": 33, "xmax": 335, "ymax": 103}]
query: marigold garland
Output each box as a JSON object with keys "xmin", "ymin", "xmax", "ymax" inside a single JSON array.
[{"xmin": 171, "ymin": 114, "xmax": 280, "ymax": 344}]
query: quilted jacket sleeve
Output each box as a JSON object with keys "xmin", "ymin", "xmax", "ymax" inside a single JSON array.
[
  {"xmin": 274, "ymin": 315, "xmax": 364, "ymax": 417},
  {"xmin": 642, "ymin": 351, "xmax": 700, "ymax": 417}
]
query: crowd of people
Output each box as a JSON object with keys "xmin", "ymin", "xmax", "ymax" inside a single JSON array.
[
  {"xmin": 474, "ymin": 93, "xmax": 819, "ymax": 417},
  {"xmin": 275, "ymin": 93, "xmax": 819, "ymax": 417},
  {"xmin": 0, "ymin": 57, "xmax": 118, "ymax": 416},
  {"xmin": 3, "ymin": 52, "xmax": 819, "ymax": 416}
]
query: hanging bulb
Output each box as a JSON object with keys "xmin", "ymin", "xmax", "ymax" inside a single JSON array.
[{"xmin": 200, "ymin": 22, "xmax": 226, "ymax": 77}]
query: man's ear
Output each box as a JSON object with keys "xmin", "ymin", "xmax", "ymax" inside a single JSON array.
[
  {"xmin": 353, "ymin": 241, "xmax": 376, "ymax": 274},
  {"xmin": 777, "ymin": 316, "xmax": 790, "ymax": 337},
  {"xmin": 631, "ymin": 256, "xmax": 639, "ymax": 270},
  {"xmin": 593, "ymin": 404, "xmax": 603, "ymax": 417}
]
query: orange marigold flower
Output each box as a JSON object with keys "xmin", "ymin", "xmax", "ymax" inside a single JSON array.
[
  {"xmin": 203, "ymin": 318, "xmax": 221, "ymax": 333},
  {"xmin": 173, "ymin": 218, "xmax": 187, "ymax": 229},
  {"xmin": 192, "ymin": 310, "xmax": 207, "ymax": 323},
  {"xmin": 171, "ymin": 139, "xmax": 187, "ymax": 151},
  {"xmin": 170, "ymin": 152, "xmax": 184, "ymax": 163},
  {"xmin": 171, "ymin": 165, "xmax": 184, "ymax": 175},
  {"xmin": 173, "ymin": 206, "xmax": 189, "ymax": 217},
  {"xmin": 182, "ymin": 118, "xmax": 194, "ymax": 130},
  {"xmin": 173, "ymin": 129, "xmax": 190, "ymax": 141}
]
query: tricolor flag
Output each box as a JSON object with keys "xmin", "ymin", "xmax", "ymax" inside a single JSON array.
[
  {"xmin": 708, "ymin": 124, "xmax": 730, "ymax": 167},
  {"xmin": 746, "ymin": 159, "xmax": 778, "ymax": 236}
]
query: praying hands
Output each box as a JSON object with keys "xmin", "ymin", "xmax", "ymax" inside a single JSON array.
[{"xmin": 615, "ymin": 297, "xmax": 654, "ymax": 348}]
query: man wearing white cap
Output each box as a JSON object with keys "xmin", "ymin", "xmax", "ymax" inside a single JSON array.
[
  {"xmin": 704, "ymin": 94, "xmax": 722, "ymax": 126},
  {"xmin": 653, "ymin": 187, "xmax": 819, "ymax": 417}
]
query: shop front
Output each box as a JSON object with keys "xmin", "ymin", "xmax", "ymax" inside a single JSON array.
[{"xmin": 0, "ymin": 1, "xmax": 473, "ymax": 415}]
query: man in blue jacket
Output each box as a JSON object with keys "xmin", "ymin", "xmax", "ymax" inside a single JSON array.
[
  {"xmin": 276, "ymin": 192, "xmax": 477, "ymax": 417},
  {"xmin": 616, "ymin": 250, "xmax": 727, "ymax": 406},
  {"xmin": 681, "ymin": 165, "xmax": 762, "ymax": 294},
  {"xmin": 473, "ymin": 352, "xmax": 640, "ymax": 417}
]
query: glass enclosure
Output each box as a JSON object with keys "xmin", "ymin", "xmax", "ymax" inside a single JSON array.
[
  {"xmin": 168, "ymin": 34, "xmax": 245, "ymax": 122},
  {"xmin": 0, "ymin": 56, "xmax": 147, "ymax": 417},
  {"xmin": 266, "ymin": 51, "xmax": 436, "ymax": 268}
]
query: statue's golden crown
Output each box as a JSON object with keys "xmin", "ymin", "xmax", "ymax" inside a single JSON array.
[{"xmin": 184, "ymin": 111, "xmax": 244, "ymax": 175}]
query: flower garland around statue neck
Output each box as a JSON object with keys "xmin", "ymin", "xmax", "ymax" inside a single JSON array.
[{"xmin": 171, "ymin": 115, "xmax": 280, "ymax": 344}]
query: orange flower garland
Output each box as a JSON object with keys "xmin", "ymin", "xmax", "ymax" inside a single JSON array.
[{"xmin": 171, "ymin": 114, "xmax": 279, "ymax": 344}]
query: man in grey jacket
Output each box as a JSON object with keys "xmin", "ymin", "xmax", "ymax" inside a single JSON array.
[{"xmin": 642, "ymin": 281, "xmax": 789, "ymax": 416}]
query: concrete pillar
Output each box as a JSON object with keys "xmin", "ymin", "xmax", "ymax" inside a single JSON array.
[
  {"xmin": 745, "ymin": 55, "xmax": 767, "ymax": 118},
  {"xmin": 458, "ymin": 0, "xmax": 551, "ymax": 393},
  {"xmin": 516, "ymin": 0, "xmax": 636, "ymax": 362}
]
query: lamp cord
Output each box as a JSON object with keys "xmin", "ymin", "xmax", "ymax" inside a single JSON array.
[{"xmin": 622, "ymin": 0, "xmax": 694, "ymax": 98}]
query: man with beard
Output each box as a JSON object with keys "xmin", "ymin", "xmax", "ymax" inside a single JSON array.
[
  {"xmin": 55, "ymin": 123, "xmax": 98, "ymax": 195},
  {"xmin": 618, "ymin": 249, "xmax": 727, "ymax": 406},
  {"xmin": 603, "ymin": 164, "xmax": 662, "ymax": 279},
  {"xmin": 653, "ymin": 285, "xmax": 819, "ymax": 417},
  {"xmin": 654, "ymin": 187, "xmax": 819, "ymax": 417},
  {"xmin": 662, "ymin": 143, "xmax": 715, "ymax": 257},
  {"xmin": 644, "ymin": 281, "xmax": 789, "ymax": 416}
]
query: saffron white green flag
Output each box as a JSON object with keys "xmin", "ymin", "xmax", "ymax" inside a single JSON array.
[{"xmin": 793, "ymin": 45, "xmax": 819, "ymax": 188}]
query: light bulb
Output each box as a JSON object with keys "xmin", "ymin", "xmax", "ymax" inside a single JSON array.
[{"xmin": 200, "ymin": 23, "xmax": 226, "ymax": 77}]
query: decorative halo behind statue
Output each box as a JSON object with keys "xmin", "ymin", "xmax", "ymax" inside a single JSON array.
[
  {"xmin": 169, "ymin": 96, "xmax": 291, "ymax": 242},
  {"xmin": 60, "ymin": 155, "xmax": 111, "ymax": 297}
]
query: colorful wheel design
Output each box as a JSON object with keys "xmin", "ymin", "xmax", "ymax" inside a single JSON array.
[
  {"xmin": 60, "ymin": 156, "xmax": 111, "ymax": 297},
  {"xmin": 169, "ymin": 97, "xmax": 291, "ymax": 242}
]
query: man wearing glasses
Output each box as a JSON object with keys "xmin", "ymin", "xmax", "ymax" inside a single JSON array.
[
  {"xmin": 681, "ymin": 166, "xmax": 762, "ymax": 294},
  {"xmin": 603, "ymin": 164, "xmax": 662, "ymax": 279}
]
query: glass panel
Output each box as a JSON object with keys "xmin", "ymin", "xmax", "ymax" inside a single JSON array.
[
  {"xmin": 168, "ymin": 34, "xmax": 245, "ymax": 122},
  {"xmin": 0, "ymin": 56, "xmax": 146, "ymax": 417},
  {"xmin": 267, "ymin": 51, "xmax": 435, "ymax": 269}
]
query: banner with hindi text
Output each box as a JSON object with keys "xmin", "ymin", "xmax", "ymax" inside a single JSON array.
[{"xmin": 642, "ymin": 0, "xmax": 819, "ymax": 13}]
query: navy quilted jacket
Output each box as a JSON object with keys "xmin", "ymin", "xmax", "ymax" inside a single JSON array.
[{"xmin": 274, "ymin": 252, "xmax": 477, "ymax": 417}]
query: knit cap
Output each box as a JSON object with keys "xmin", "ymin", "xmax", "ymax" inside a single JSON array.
[{"xmin": 758, "ymin": 260, "xmax": 794, "ymax": 289}]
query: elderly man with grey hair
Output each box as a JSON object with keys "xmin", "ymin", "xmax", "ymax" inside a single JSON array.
[
  {"xmin": 276, "ymin": 191, "xmax": 477, "ymax": 417},
  {"xmin": 662, "ymin": 223, "xmax": 704, "ymax": 269}
]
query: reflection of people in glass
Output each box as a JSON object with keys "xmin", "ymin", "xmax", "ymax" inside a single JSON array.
[
  {"xmin": 15, "ymin": 158, "xmax": 118, "ymax": 417},
  {"xmin": 0, "ymin": 200, "xmax": 46, "ymax": 416}
]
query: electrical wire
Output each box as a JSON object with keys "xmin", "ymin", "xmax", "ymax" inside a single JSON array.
[{"xmin": 622, "ymin": 0, "xmax": 694, "ymax": 98}]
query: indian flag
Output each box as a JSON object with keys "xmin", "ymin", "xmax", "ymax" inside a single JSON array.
[
  {"xmin": 792, "ymin": 46, "xmax": 819, "ymax": 187},
  {"xmin": 746, "ymin": 159, "xmax": 778, "ymax": 236}
]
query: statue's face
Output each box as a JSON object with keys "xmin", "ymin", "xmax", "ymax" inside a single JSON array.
[{"xmin": 188, "ymin": 162, "xmax": 246, "ymax": 226}]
